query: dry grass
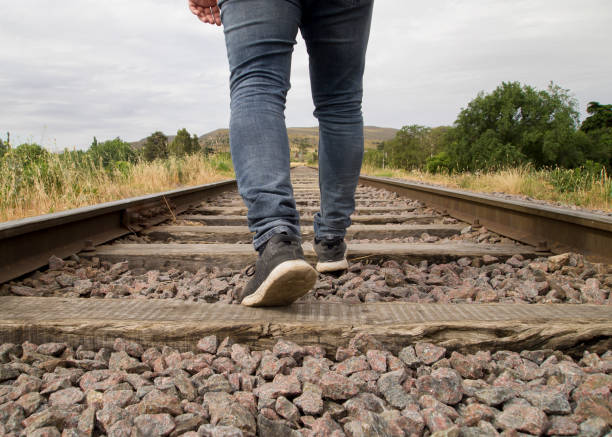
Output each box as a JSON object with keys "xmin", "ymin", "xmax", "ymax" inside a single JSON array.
[
  {"xmin": 0, "ymin": 154, "xmax": 234, "ymax": 223},
  {"xmin": 4, "ymin": 152, "xmax": 609, "ymax": 224},
  {"xmin": 361, "ymin": 164, "xmax": 612, "ymax": 212}
]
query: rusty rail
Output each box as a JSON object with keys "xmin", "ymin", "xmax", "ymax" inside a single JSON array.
[
  {"xmin": 0, "ymin": 180, "xmax": 236, "ymax": 284},
  {"xmin": 359, "ymin": 175, "xmax": 612, "ymax": 263}
]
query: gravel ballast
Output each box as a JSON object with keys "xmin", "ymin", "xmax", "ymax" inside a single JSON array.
[
  {"xmin": 0, "ymin": 336, "xmax": 611, "ymax": 436},
  {"xmin": 4, "ymin": 251, "xmax": 610, "ymax": 306}
]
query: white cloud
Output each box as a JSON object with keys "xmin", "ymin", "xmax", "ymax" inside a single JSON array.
[{"xmin": 1, "ymin": 0, "xmax": 611, "ymax": 150}]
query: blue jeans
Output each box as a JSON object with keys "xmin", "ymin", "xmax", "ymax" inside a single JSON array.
[{"xmin": 218, "ymin": 0, "xmax": 374, "ymax": 250}]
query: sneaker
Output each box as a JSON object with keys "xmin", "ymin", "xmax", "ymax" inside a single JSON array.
[
  {"xmin": 314, "ymin": 237, "xmax": 348, "ymax": 273},
  {"xmin": 239, "ymin": 233, "xmax": 317, "ymax": 307}
]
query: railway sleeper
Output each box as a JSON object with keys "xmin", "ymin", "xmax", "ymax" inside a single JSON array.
[
  {"xmin": 177, "ymin": 214, "xmax": 442, "ymax": 226},
  {"xmin": 142, "ymin": 224, "xmax": 465, "ymax": 243},
  {"xmin": 0, "ymin": 296, "xmax": 610, "ymax": 358},
  {"xmin": 84, "ymin": 241, "xmax": 536, "ymax": 271}
]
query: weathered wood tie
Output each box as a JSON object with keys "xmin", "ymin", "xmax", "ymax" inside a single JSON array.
[
  {"xmin": 178, "ymin": 214, "xmax": 441, "ymax": 226},
  {"xmin": 86, "ymin": 242, "xmax": 535, "ymax": 270},
  {"xmin": 1, "ymin": 297, "xmax": 609, "ymax": 356},
  {"xmin": 213, "ymin": 198, "xmax": 405, "ymax": 206},
  {"xmin": 189, "ymin": 206, "xmax": 418, "ymax": 215},
  {"xmin": 143, "ymin": 224, "xmax": 465, "ymax": 242}
]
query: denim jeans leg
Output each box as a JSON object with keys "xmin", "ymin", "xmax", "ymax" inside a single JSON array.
[
  {"xmin": 219, "ymin": 0, "xmax": 302, "ymax": 251},
  {"xmin": 300, "ymin": 0, "xmax": 374, "ymax": 241}
]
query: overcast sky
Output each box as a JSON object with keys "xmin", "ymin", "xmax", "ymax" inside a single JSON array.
[{"xmin": 2, "ymin": 0, "xmax": 611, "ymax": 151}]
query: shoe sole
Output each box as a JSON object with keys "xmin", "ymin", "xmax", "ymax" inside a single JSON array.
[
  {"xmin": 241, "ymin": 260, "xmax": 317, "ymax": 307},
  {"xmin": 316, "ymin": 249, "xmax": 349, "ymax": 273}
]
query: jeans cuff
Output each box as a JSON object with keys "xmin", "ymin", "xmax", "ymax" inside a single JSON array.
[
  {"xmin": 253, "ymin": 225, "xmax": 299, "ymax": 252},
  {"xmin": 314, "ymin": 230, "xmax": 347, "ymax": 241},
  {"xmin": 313, "ymin": 214, "xmax": 349, "ymax": 242}
]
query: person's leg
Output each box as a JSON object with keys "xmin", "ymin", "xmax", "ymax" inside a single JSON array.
[
  {"xmin": 219, "ymin": 0, "xmax": 317, "ymax": 306},
  {"xmin": 219, "ymin": 0, "xmax": 301, "ymax": 252},
  {"xmin": 300, "ymin": 0, "xmax": 374, "ymax": 243}
]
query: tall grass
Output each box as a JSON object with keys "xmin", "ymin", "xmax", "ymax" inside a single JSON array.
[
  {"xmin": 3, "ymin": 150, "xmax": 610, "ymax": 222},
  {"xmin": 0, "ymin": 152, "xmax": 234, "ymax": 222},
  {"xmin": 361, "ymin": 163, "xmax": 612, "ymax": 212}
]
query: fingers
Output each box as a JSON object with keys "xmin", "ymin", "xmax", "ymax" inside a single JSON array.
[
  {"xmin": 202, "ymin": 7, "xmax": 215, "ymax": 25},
  {"xmin": 196, "ymin": 7, "xmax": 213, "ymax": 24},
  {"xmin": 188, "ymin": 0, "xmax": 222, "ymax": 26},
  {"xmin": 211, "ymin": 6, "xmax": 221, "ymax": 26},
  {"xmin": 189, "ymin": 2, "xmax": 203, "ymax": 18}
]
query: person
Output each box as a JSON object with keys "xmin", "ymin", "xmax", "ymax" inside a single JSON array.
[{"xmin": 189, "ymin": 0, "xmax": 374, "ymax": 307}]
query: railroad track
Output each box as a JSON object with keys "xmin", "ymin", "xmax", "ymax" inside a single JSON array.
[{"xmin": 1, "ymin": 166, "xmax": 611, "ymax": 436}]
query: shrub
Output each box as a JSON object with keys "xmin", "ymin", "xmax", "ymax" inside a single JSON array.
[
  {"xmin": 426, "ymin": 151, "xmax": 453, "ymax": 173},
  {"xmin": 143, "ymin": 131, "xmax": 169, "ymax": 161},
  {"xmin": 169, "ymin": 128, "xmax": 200, "ymax": 156},
  {"xmin": 88, "ymin": 137, "xmax": 137, "ymax": 168},
  {"xmin": 549, "ymin": 161, "xmax": 606, "ymax": 193}
]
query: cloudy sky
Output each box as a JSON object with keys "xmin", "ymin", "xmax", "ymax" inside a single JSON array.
[{"xmin": 2, "ymin": 0, "xmax": 611, "ymax": 151}]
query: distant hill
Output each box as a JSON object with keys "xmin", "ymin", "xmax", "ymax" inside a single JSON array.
[
  {"xmin": 199, "ymin": 128, "xmax": 228, "ymax": 140},
  {"xmin": 286, "ymin": 126, "xmax": 398, "ymax": 145},
  {"xmin": 364, "ymin": 126, "xmax": 400, "ymax": 142},
  {"xmin": 198, "ymin": 125, "xmax": 397, "ymax": 148},
  {"xmin": 131, "ymin": 126, "xmax": 398, "ymax": 151}
]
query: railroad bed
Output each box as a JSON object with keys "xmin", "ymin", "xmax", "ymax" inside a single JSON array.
[{"xmin": 0, "ymin": 167, "xmax": 611, "ymax": 436}]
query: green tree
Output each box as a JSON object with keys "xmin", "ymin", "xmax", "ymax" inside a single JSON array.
[
  {"xmin": 446, "ymin": 81, "xmax": 588, "ymax": 170},
  {"xmin": 378, "ymin": 125, "xmax": 450, "ymax": 169},
  {"xmin": 169, "ymin": 128, "xmax": 200, "ymax": 156},
  {"xmin": 426, "ymin": 151, "xmax": 452, "ymax": 173},
  {"xmin": 13, "ymin": 143, "xmax": 49, "ymax": 163},
  {"xmin": 579, "ymin": 102, "xmax": 612, "ymax": 168},
  {"xmin": 363, "ymin": 149, "xmax": 384, "ymax": 168},
  {"xmin": 581, "ymin": 102, "xmax": 612, "ymax": 133},
  {"xmin": 0, "ymin": 138, "xmax": 7, "ymax": 158},
  {"xmin": 2, "ymin": 143, "xmax": 52, "ymax": 194},
  {"xmin": 143, "ymin": 131, "xmax": 169, "ymax": 161},
  {"xmin": 308, "ymin": 150, "xmax": 318, "ymax": 165},
  {"xmin": 88, "ymin": 137, "xmax": 137, "ymax": 168},
  {"xmin": 191, "ymin": 134, "xmax": 201, "ymax": 154},
  {"xmin": 295, "ymin": 137, "xmax": 310, "ymax": 162}
]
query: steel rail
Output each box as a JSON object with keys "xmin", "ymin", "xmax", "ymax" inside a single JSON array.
[
  {"xmin": 359, "ymin": 174, "xmax": 612, "ymax": 263},
  {"xmin": 0, "ymin": 179, "xmax": 236, "ymax": 284}
]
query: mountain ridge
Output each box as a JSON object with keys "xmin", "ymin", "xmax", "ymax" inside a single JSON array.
[{"xmin": 130, "ymin": 126, "xmax": 398, "ymax": 149}]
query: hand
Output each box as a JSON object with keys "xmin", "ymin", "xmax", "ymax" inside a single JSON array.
[{"xmin": 189, "ymin": 0, "xmax": 221, "ymax": 26}]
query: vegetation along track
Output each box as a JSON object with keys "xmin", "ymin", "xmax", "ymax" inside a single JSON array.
[{"xmin": 1, "ymin": 166, "xmax": 611, "ymax": 436}]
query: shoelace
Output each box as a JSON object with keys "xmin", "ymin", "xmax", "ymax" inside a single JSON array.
[{"xmin": 245, "ymin": 264, "xmax": 256, "ymax": 277}]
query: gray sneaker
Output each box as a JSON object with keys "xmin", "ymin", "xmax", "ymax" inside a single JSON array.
[
  {"xmin": 314, "ymin": 237, "xmax": 348, "ymax": 273},
  {"xmin": 239, "ymin": 233, "xmax": 317, "ymax": 307}
]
